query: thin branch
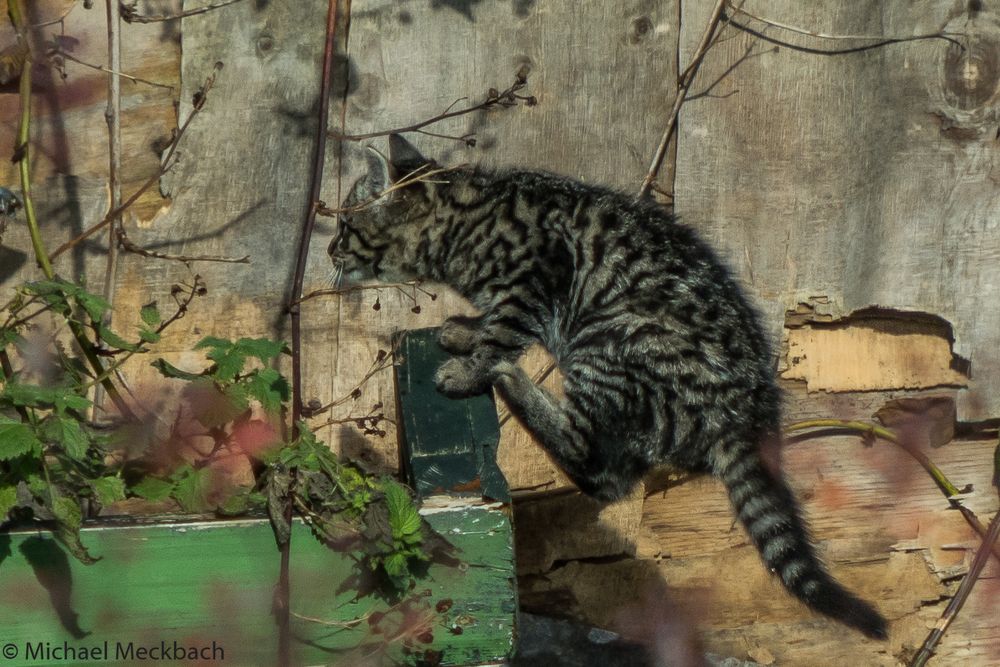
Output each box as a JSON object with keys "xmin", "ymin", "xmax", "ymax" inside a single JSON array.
[
  {"xmin": 119, "ymin": 0, "xmax": 247, "ymax": 23},
  {"xmin": 116, "ymin": 218, "xmax": 250, "ymax": 264},
  {"xmin": 786, "ymin": 419, "xmax": 1000, "ymax": 566},
  {"xmin": 327, "ymin": 70, "xmax": 534, "ymax": 143},
  {"xmin": 728, "ymin": 3, "xmax": 963, "ymax": 51},
  {"xmin": 93, "ymin": 0, "xmax": 123, "ymax": 420},
  {"xmin": 50, "ymin": 62, "xmax": 223, "ymax": 261},
  {"xmin": 49, "ymin": 49, "xmax": 175, "ymax": 90},
  {"xmin": 304, "ymin": 349, "xmax": 395, "ymax": 419},
  {"xmin": 296, "ymin": 280, "xmax": 436, "ymax": 306},
  {"xmin": 638, "ymin": 0, "xmax": 729, "ymax": 199},
  {"xmin": 8, "ymin": 0, "xmax": 135, "ymax": 421},
  {"xmin": 281, "ymin": 2, "xmax": 340, "ymax": 664},
  {"xmin": 909, "ymin": 445, "xmax": 1000, "ymax": 667},
  {"xmin": 315, "ymin": 164, "xmax": 457, "ymax": 217}
]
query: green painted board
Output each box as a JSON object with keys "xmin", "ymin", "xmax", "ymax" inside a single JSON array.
[
  {"xmin": 394, "ymin": 329, "xmax": 510, "ymax": 503},
  {"xmin": 0, "ymin": 510, "xmax": 514, "ymax": 666}
]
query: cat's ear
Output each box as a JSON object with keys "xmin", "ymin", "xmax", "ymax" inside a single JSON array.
[
  {"xmin": 361, "ymin": 145, "xmax": 391, "ymax": 196},
  {"xmin": 387, "ymin": 134, "xmax": 432, "ymax": 182}
]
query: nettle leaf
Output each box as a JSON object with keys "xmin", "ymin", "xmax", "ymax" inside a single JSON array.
[
  {"xmin": 51, "ymin": 495, "xmax": 99, "ymax": 564},
  {"xmin": 383, "ymin": 480, "xmax": 422, "ymax": 543},
  {"xmin": 0, "ymin": 418, "xmax": 42, "ymax": 460},
  {"xmin": 138, "ymin": 329, "xmax": 162, "ymax": 344},
  {"xmin": 41, "ymin": 416, "xmax": 90, "ymax": 460},
  {"xmin": 129, "ymin": 476, "xmax": 174, "ymax": 501},
  {"xmin": 75, "ymin": 290, "xmax": 110, "ymax": 323},
  {"xmin": 235, "ymin": 338, "xmax": 286, "ymax": 364},
  {"xmin": 140, "ymin": 302, "xmax": 161, "ymax": 328},
  {"xmin": 53, "ymin": 391, "xmax": 92, "ymax": 415},
  {"xmin": 195, "ymin": 336, "xmax": 244, "ymax": 382},
  {"xmin": 0, "ymin": 484, "xmax": 17, "ymax": 517},
  {"xmin": 383, "ymin": 552, "xmax": 408, "ymax": 579},
  {"xmin": 172, "ymin": 466, "xmax": 216, "ymax": 512},
  {"xmin": 151, "ymin": 358, "xmax": 204, "ymax": 381},
  {"xmin": 0, "ymin": 327, "xmax": 22, "ymax": 348},
  {"xmin": 98, "ymin": 323, "xmax": 141, "ymax": 352},
  {"xmin": 2, "ymin": 380, "xmax": 56, "ymax": 408},
  {"xmin": 245, "ymin": 368, "xmax": 290, "ymax": 413},
  {"xmin": 23, "ymin": 279, "xmax": 77, "ymax": 305},
  {"xmin": 90, "ymin": 476, "xmax": 126, "ymax": 506}
]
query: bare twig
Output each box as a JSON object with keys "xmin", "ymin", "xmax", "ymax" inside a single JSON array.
[
  {"xmin": 119, "ymin": 0, "xmax": 247, "ymax": 23},
  {"xmin": 8, "ymin": 0, "xmax": 136, "ymax": 421},
  {"xmin": 50, "ymin": 62, "xmax": 223, "ymax": 261},
  {"xmin": 786, "ymin": 419, "xmax": 1000, "ymax": 566},
  {"xmin": 638, "ymin": 0, "xmax": 729, "ymax": 199},
  {"xmin": 328, "ymin": 70, "xmax": 534, "ymax": 144},
  {"xmin": 726, "ymin": 3, "xmax": 963, "ymax": 52},
  {"xmin": 49, "ymin": 48, "xmax": 175, "ymax": 90},
  {"xmin": 116, "ymin": 216, "xmax": 250, "ymax": 264},
  {"xmin": 304, "ymin": 348, "xmax": 395, "ymax": 419},
  {"xmin": 909, "ymin": 444, "xmax": 1000, "ymax": 667},
  {"xmin": 315, "ymin": 164, "xmax": 458, "ymax": 217},
  {"xmin": 297, "ymin": 280, "xmax": 436, "ymax": 307},
  {"xmin": 93, "ymin": 0, "xmax": 123, "ymax": 419}
]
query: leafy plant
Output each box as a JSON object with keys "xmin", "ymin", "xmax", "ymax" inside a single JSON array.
[{"xmin": 1, "ymin": 276, "xmax": 440, "ymax": 596}]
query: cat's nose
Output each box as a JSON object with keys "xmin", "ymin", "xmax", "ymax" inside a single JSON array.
[{"xmin": 327, "ymin": 237, "xmax": 337, "ymax": 256}]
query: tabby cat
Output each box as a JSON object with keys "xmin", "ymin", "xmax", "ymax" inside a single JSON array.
[{"xmin": 328, "ymin": 134, "xmax": 887, "ymax": 639}]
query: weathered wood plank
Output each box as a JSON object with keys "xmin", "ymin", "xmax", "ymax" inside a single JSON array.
[{"xmin": 675, "ymin": 2, "xmax": 1000, "ymax": 421}]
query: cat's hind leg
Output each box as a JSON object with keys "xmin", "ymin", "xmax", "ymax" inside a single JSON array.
[{"xmin": 491, "ymin": 360, "xmax": 643, "ymax": 501}]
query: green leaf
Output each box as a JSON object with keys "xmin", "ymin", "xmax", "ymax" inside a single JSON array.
[
  {"xmin": 138, "ymin": 328, "xmax": 162, "ymax": 344},
  {"xmin": 140, "ymin": 302, "xmax": 161, "ymax": 327},
  {"xmin": 383, "ymin": 552, "xmax": 408, "ymax": 579},
  {"xmin": 129, "ymin": 476, "xmax": 174, "ymax": 501},
  {"xmin": 97, "ymin": 323, "xmax": 141, "ymax": 352},
  {"xmin": 51, "ymin": 495, "xmax": 99, "ymax": 564},
  {"xmin": 0, "ymin": 418, "xmax": 41, "ymax": 460},
  {"xmin": 151, "ymin": 358, "xmax": 205, "ymax": 381},
  {"xmin": 53, "ymin": 392, "xmax": 92, "ymax": 415},
  {"xmin": 235, "ymin": 338, "xmax": 286, "ymax": 364},
  {"xmin": 245, "ymin": 368, "xmax": 290, "ymax": 413},
  {"xmin": 2, "ymin": 380, "xmax": 55, "ymax": 408},
  {"xmin": 41, "ymin": 416, "xmax": 90, "ymax": 460},
  {"xmin": 0, "ymin": 327, "xmax": 22, "ymax": 349},
  {"xmin": 75, "ymin": 291, "xmax": 110, "ymax": 323},
  {"xmin": 0, "ymin": 484, "xmax": 17, "ymax": 517},
  {"xmin": 383, "ymin": 480, "xmax": 422, "ymax": 542},
  {"xmin": 195, "ymin": 337, "xmax": 243, "ymax": 382},
  {"xmin": 90, "ymin": 476, "xmax": 126, "ymax": 506},
  {"xmin": 51, "ymin": 494, "xmax": 82, "ymax": 532},
  {"xmin": 172, "ymin": 466, "xmax": 216, "ymax": 512}
]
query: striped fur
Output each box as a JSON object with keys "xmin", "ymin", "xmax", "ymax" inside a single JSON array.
[{"xmin": 329, "ymin": 135, "xmax": 887, "ymax": 639}]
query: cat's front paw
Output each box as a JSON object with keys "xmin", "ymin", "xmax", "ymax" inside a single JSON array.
[
  {"xmin": 438, "ymin": 317, "xmax": 480, "ymax": 355},
  {"xmin": 434, "ymin": 357, "xmax": 492, "ymax": 398}
]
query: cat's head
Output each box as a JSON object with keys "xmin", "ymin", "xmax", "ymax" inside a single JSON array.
[{"xmin": 328, "ymin": 134, "xmax": 437, "ymax": 284}]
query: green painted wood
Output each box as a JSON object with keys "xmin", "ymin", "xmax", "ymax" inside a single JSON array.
[
  {"xmin": 394, "ymin": 328, "xmax": 510, "ymax": 503},
  {"xmin": 0, "ymin": 510, "xmax": 514, "ymax": 666}
]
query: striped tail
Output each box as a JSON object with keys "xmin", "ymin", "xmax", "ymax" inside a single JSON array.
[{"xmin": 717, "ymin": 443, "xmax": 888, "ymax": 639}]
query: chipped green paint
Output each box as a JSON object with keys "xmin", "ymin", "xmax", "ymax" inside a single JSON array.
[
  {"xmin": 395, "ymin": 328, "xmax": 510, "ymax": 502},
  {"xmin": 0, "ymin": 509, "xmax": 514, "ymax": 666}
]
